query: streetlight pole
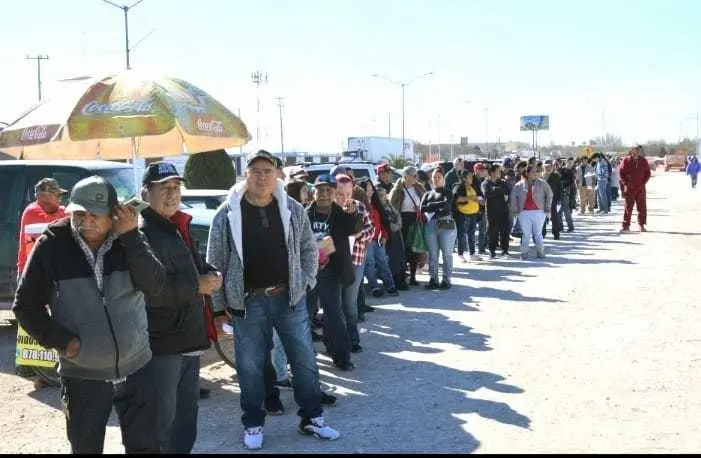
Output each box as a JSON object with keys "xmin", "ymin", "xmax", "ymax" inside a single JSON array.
[
  {"xmin": 102, "ymin": 0, "xmax": 145, "ymax": 70},
  {"xmin": 275, "ymin": 96, "xmax": 285, "ymax": 159},
  {"xmin": 372, "ymin": 71, "xmax": 435, "ymax": 159}
]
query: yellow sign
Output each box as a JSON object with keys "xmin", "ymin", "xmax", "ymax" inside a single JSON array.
[
  {"xmin": 15, "ymin": 325, "xmax": 58, "ymax": 368},
  {"xmin": 582, "ymin": 146, "xmax": 594, "ymax": 157}
]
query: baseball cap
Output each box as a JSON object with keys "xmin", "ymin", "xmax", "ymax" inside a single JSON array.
[
  {"xmin": 473, "ymin": 163, "xmax": 486, "ymax": 172},
  {"xmin": 401, "ymin": 166, "xmax": 418, "ymax": 178},
  {"xmin": 330, "ymin": 165, "xmax": 350, "ymax": 177},
  {"xmin": 34, "ymin": 178, "xmax": 68, "ymax": 195},
  {"xmin": 65, "ymin": 176, "xmax": 118, "ymax": 216},
  {"xmin": 313, "ymin": 174, "xmax": 336, "ymax": 188},
  {"xmin": 376, "ymin": 163, "xmax": 391, "ymax": 174},
  {"xmin": 142, "ymin": 161, "xmax": 183, "ymax": 186},
  {"xmin": 246, "ymin": 150, "xmax": 277, "ymax": 168}
]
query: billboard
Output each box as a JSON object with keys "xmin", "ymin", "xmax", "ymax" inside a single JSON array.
[{"xmin": 520, "ymin": 115, "xmax": 550, "ymax": 131}]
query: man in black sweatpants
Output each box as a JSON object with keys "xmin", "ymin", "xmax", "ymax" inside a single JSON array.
[{"xmin": 481, "ymin": 164, "xmax": 511, "ymax": 258}]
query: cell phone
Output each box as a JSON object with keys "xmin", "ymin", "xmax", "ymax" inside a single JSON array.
[{"xmin": 124, "ymin": 197, "xmax": 149, "ymax": 212}]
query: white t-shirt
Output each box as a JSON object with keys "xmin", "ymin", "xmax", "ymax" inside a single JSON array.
[
  {"xmin": 400, "ymin": 187, "xmax": 421, "ymax": 213},
  {"xmin": 610, "ymin": 167, "xmax": 620, "ymax": 187}
]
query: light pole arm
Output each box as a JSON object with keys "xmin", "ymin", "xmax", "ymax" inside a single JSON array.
[
  {"xmin": 404, "ymin": 71, "xmax": 435, "ymax": 87},
  {"xmin": 371, "ymin": 73, "xmax": 402, "ymax": 87}
]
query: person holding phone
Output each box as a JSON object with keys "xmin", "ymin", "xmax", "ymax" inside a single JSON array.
[
  {"xmin": 13, "ymin": 176, "xmax": 166, "ymax": 453},
  {"xmin": 138, "ymin": 162, "xmax": 223, "ymax": 453}
]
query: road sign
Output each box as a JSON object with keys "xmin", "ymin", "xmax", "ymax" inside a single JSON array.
[{"xmin": 520, "ymin": 115, "xmax": 550, "ymax": 131}]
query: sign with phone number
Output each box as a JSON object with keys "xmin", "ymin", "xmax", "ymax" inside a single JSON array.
[{"xmin": 15, "ymin": 325, "xmax": 58, "ymax": 368}]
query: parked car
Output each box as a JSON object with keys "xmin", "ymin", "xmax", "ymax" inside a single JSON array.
[
  {"xmin": 180, "ymin": 189, "xmax": 228, "ymax": 210},
  {"xmin": 0, "ymin": 160, "xmax": 136, "ymax": 306},
  {"xmin": 284, "ymin": 161, "xmax": 401, "ymax": 184},
  {"xmin": 180, "ymin": 207, "xmax": 216, "ymax": 260}
]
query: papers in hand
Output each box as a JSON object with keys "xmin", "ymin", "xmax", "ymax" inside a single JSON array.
[
  {"xmin": 317, "ymin": 235, "xmax": 336, "ymax": 255},
  {"xmin": 222, "ymin": 323, "xmax": 234, "ymax": 335}
]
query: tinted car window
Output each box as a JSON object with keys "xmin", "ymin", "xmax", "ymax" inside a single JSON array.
[
  {"xmin": 94, "ymin": 168, "xmax": 137, "ymax": 201},
  {"xmin": 307, "ymin": 167, "xmax": 371, "ymax": 183},
  {"xmin": 0, "ymin": 169, "xmax": 19, "ymax": 222}
]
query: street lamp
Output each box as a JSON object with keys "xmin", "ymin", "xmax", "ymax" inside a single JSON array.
[
  {"xmin": 372, "ymin": 72, "xmax": 435, "ymax": 159},
  {"xmin": 102, "ymin": 0, "xmax": 146, "ymax": 70}
]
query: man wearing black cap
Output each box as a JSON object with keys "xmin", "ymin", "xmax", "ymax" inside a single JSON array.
[
  {"xmin": 139, "ymin": 162, "xmax": 223, "ymax": 453},
  {"xmin": 207, "ymin": 150, "xmax": 341, "ymax": 449},
  {"xmin": 13, "ymin": 176, "xmax": 166, "ymax": 453}
]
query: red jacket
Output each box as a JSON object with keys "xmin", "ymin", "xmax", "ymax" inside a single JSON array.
[
  {"xmin": 619, "ymin": 155, "xmax": 651, "ymax": 191},
  {"xmin": 17, "ymin": 202, "xmax": 66, "ymax": 274}
]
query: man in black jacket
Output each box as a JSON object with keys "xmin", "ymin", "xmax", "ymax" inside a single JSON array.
[
  {"xmin": 482, "ymin": 164, "xmax": 511, "ymax": 258},
  {"xmin": 307, "ymin": 174, "xmax": 361, "ymax": 371},
  {"xmin": 544, "ymin": 161, "xmax": 563, "ymax": 240},
  {"xmin": 139, "ymin": 162, "xmax": 223, "ymax": 453},
  {"xmin": 558, "ymin": 158, "xmax": 576, "ymax": 232},
  {"xmin": 13, "ymin": 176, "xmax": 166, "ymax": 454}
]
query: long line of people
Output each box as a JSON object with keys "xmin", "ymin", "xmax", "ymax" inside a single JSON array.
[{"xmin": 12, "ymin": 147, "xmax": 634, "ymax": 454}]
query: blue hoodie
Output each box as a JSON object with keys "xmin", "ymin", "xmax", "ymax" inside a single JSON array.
[{"xmin": 686, "ymin": 158, "xmax": 700, "ymax": 176}]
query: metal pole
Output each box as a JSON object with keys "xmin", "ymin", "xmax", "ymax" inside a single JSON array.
[
  {"xmin": 275, "ymin": 97, "xmax": 285, "ymax": 156},
  {"xmin": 484, "ymin": 107, "xmax": 489, "ymax": 159},
  {"xmin": 401, "ymin": 84, "xmax": 406, "ymax": 159},
  {"xmin": 388, "ymin": 112, "xmax": 391, "ymax": 137},
  {"xmin": 26, "ymin": 55, "xmax": 49, "ymax": 101},
  {"xmin": 124, "ymin": 7, "xmax": 130, "ymax": 70}
]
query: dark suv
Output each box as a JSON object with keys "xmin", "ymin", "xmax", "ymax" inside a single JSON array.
[{"xmin": 0, "ymin": 160, "xmax": 136, "ymax": 305}]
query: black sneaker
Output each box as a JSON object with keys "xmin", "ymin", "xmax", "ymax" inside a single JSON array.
[
  {"xmin": 199, "ymin": 387, "xmax": 211, "ymax": 399},
  {"xmin": 334, "ymin": 360, "xmax": 355, "ymax": 371},
  {"xmin": 439, "ymin": 280, "xmax": 451, "ymax": 290},
  {"xmin": 396, "ymin": 282, "xmax": 410, "ymax": 291},
  {"xmin": 409, "ymin": 277, "xmax": 419, "ymax": 286},
  {"xmin": 371, "ymin": 288, "xmax": 384, "ymax": 298},
  {"xmin": 363, "ymin": 305, "xmax": 376, "ymax": 313},
  {"xmin": 425, "ymin": 279, "xmax": 440, "ymax": 290},
  {"xmin": 351, "ymin": 344, "xmax": 363, "ymax": 353},
  {"xmin": 265, "ymin": 396, "xmax": 285, "ymax": 416},
  {"xmin": 321, "ymin": 392, "xmax": 337, "ymax": 406},
  {"xmin": 386, "ymin": 287, "xmax": 399, "ymax": 297},
  {"xmin": 489, "ymin": 253, "xmax": 497, "ymax": 260}
]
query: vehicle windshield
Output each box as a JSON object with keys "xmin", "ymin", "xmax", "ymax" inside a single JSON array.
[{"xmin": 94, "ymin": 168, "xmax": 137, "ymax": 202}]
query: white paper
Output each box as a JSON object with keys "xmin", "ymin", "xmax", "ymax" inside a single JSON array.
[{"xmin": 348, "ymin": 236, "xmax": 356, "ymax": 256}]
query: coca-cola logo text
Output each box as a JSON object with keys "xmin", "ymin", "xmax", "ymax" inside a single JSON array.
[
  {"xmin": 21, "ymin": 126, "xmax": 50, "ymax": 142},
  {"xmin": 80, "ymin": 98, "xmax": 154, "ymax": 115},
  {"xmin": 196, "ymin": 118, "xmax": 224, "ymax": 134}
]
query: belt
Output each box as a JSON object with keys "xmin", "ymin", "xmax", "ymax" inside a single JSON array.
[{"xmin": 244, "ymin": 284, "xmax": 288, "ymax": 299}]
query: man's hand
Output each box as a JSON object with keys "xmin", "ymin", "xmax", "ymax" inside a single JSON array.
[
  {"xmin": 112, "ymin": 205, "xmax": 139, "ymax": 236},
  {"xmin": 342, "ymin": 200, "xmax": 357, "ymax": 214},
  {"xmin": 213, "ymin": 314, "xmax": 231, "ymax": 337},
  {"xmin": 198, "ymin": 272, "xmax": 223, "ymax": 295},
  {"xmin": 65, "ymin": 338, "xmax": 80, "ymax": 358}
]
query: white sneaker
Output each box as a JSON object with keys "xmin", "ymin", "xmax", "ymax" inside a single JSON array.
[
  {"xmin": 536, "ymin": 246, "xmax": 546, "ymax": 258},
  {"xmin": 298, "ymin": 416, "xmax": 340, "ymax": 441},
  {"xmin": 243, "ymin": 426, "xmax": 264, "ymax": 450},
  {"xmin": 459, "ymin": 254, "xmax": 467, "ymax": 263},
  {"xmin": 470, "ymin": 254, "xmax": 481, "ymax": 262}
]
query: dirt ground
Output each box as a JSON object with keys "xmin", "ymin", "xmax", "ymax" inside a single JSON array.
[{"xmin": 1, "ymin": 171, "xmax": 699, "ymax": 453}]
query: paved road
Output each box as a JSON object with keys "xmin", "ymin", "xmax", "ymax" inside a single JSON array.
[{"xmin": 0, "ymin": 171, "xmax": 699, "ymax": 453}]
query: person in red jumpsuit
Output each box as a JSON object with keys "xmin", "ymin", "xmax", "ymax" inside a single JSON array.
[{"xmin": 618, "ymin": 145, "xmax": 651, "ymax": 232}]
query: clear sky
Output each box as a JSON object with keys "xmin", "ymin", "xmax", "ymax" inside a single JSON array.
[{"xmin": 1, "ymin": 0, "xmax": 700, "ymax": 153}]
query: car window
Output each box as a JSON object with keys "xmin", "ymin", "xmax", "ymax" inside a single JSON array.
[
  {"xmin": 94, "ymin": 168, "xmax": 137, "ymax": 202},
  {"xmin": 24, "ymin": 168, "xmax": 85, "ymax": 207},
  {"xmin": 181, "ymin": 198, "xmax": 208, "ymax": 209},
  {"xmin": 0, "ymin": 169, "xmax": 20, "ymax": 222}
]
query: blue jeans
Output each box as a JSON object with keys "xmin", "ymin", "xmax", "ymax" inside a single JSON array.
[
  {"xmin": 364, "ymin": 241, "xmax": 395, "ymax": 291},
  {"xmin": 456, "ymin": 213, "xmax": 478, "ymax": 255},
  {"xmin": 341, "ymin": 263, "xmax": 364, "ymax": 347},
  {"xmin": 477, "ymin": 213, "xmax": 487, "ymax": 253},
  {"xmin": 314, "ymin": 269, "xmax": 351, "ymax": 364},
  {"xmin": 424, "ymin": 219, "xmax": 457, "ymax": 283},
  {"xmin": 232, "ymin": 293, "xmax": 323, "ymax": 428},
  {"xmin": 559, "ymin": 196, "xmax": 574, "ymax": 231},
  {"xmin": 271, "ymin": 329, "xmax": 288, "ymax": 382},
  {"xmin": 597, "ymin": 180, "xmax": 610, "ymax": 212},
  {"xmin": 150, "ymin": 355, "xmax": 200, "ymax": 453}
]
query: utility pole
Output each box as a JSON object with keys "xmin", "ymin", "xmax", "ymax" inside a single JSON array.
[
  {"xmin": 251, "ymin": 70, "xmax": 269, "ymax": 145},
  {"xmin": 102, "ymin": 0, "xmax": 145, "ymax": 70},
  {"xmin": 26, "ymin": 54, "xmax": 49, "ymax": 101},
  {"xmin": 275, "ymin": 96, "xmax": 285, "ymax": 158},
  {"xmin": 388, "ymin": 112, "xmax": 391, "ymax": 137}
]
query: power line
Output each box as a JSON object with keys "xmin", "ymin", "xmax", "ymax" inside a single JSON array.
[{"xmin": 26, "ymin": 54, "xmax": 49, "ymax": 101}]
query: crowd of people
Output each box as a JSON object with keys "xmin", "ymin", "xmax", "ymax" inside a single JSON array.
[{"xmin": 11, "ymin": 144, "xmax": 654, "ymax": 453}]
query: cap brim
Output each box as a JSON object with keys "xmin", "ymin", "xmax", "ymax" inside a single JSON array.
[
  {"xmin": 313, "ymin": 182, "xmax": 335, "ymax": 188},
  {"xmin": 149, "ymin": 176, "xmax": 184, "ymax": 184},
  {"xmin": 247, "ymin": 157, "xmax": 277, "ymax": 168},
  {"xmin": 65, "ymin": 202, "xmax": 112, "ymax": 216}
]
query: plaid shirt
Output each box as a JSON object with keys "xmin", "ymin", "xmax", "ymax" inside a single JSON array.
[
  {"xmin": 351, "ymin": 200, "xmax": 374, "ymax": 267},
  {"xmin": 70, "ymin": 223, "xmax": 117, "ymax": 293}
]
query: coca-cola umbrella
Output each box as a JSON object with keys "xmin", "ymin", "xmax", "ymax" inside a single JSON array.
[{"xmin": 0, "ymin": 71, "xmax": 251, "ymax": 162}]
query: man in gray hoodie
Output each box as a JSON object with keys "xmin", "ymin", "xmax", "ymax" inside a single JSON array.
[{"xmin": 207, "ymin": 150, "xmax": 340, "ymax": 450}]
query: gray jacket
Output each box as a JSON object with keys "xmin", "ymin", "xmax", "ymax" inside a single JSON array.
[
  {"xmin": 510, "ymin": 178, "xmax": 554, "ymax": 213},
  {"xmin": 206, "ymin": 181, "xmax": 318, "ymax": 315},
  {"xmin": 13, "ymin": 218, "xmax": 165, "ymax": 381}
]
